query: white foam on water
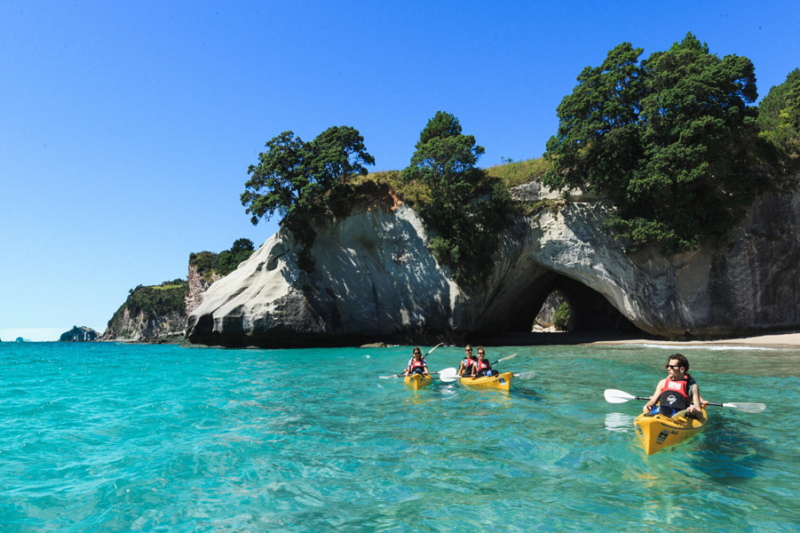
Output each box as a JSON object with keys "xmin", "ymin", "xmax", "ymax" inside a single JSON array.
[{"xmin": 627, "ymin": 343, "xmax": 778, "ymax": 351}]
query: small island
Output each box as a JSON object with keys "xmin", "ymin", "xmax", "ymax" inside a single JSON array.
[{"xmin": 59, "ymin": 326, "xmax": 100, "ymax": 342}]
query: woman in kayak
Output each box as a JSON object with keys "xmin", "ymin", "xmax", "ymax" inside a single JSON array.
[
  {"xmin": 458, "ymin": 345, "xmax": 477, "ymax": 376},
  {"xmin": 471, "ymin": 347, "xmax": 496, "ymax": 379},
  {"xmin": 404, "ymin": 346, "xmax": 429, "ymax": 377}
]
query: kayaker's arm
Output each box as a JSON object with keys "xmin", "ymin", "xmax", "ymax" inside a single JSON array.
[
  {"xmin": 687, "ymin": 383, "xmax": 703, "ymax": 413},
  {"xmin": 643, "ymin": 379, "xmax": 666, "ymax": 413}
]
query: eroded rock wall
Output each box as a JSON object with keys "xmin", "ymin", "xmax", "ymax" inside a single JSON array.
[
  {"xmin": 101, "ymin": 307, "xmax": 186, "ymax": 342},
  {"xmin": 186, "ymin": 182, "xmax": 800, "ymax": 346},
  {"xmin": 186, "ymin": 264, "xmax": 223, "ymax": 314}
]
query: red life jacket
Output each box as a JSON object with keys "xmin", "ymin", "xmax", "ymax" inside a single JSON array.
[
  {"xmin": 462, "ymin": 357, "xmax": 476, "ymax": 370},
  {"xmin": 409, "ymin": 358, "xmax": 426, "ymax": 370},
  {"xmin": 476, "ymin": 359, "xmax": 492, "ymax": 372},
  {"xmin": 659, "ymin": 374, "xmax": 695, "ymax": 411}
]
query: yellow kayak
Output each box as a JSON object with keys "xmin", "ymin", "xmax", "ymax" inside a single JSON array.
[
  {"xmin": 459, "ymin": 372, "xmax": 513, "ymax": 390},
  {"xmin": 633, "ymin": 408, "xmax": 708, "ymax": 455},
  {"xmin": 404, "ymin": 374, "xmax": 433, "ymax": 390}
]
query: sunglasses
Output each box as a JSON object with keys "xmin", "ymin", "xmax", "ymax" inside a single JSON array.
[{"xmin": 665, "ymin": 364, "xmax": 682, "ymax": 370}]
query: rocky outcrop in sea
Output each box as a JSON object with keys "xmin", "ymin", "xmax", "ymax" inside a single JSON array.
[
  {"xmin": 186, "ymin": 178, "xmax": 800, "ymax": 347},
  {"xmin": 60, "ymin": 326, "xmax": 100, "ymax": 342}
]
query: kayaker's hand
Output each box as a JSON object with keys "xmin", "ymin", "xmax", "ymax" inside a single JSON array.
[
  {"xmin": 687, "ymin": 405, "xmax": 697, "ymax": 413},
  {"xmin": 701, "ymin": 401, "xmax": 708, "ymax": 408},
  {"xmin": 643, "ymin": 404, "xmax": 651, "ymax": 413}
]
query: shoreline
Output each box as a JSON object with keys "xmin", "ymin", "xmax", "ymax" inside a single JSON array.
[
  {"xmin": 586, "ymin": 330, "xmax": 800, "ymax": 349},
  {"xmin": 468, "ymin": 330, "xmax": 800, "ymax": 349}
]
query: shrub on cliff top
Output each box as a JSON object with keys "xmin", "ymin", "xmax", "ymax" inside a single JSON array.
[
  {"xmin": 544, "ymin": 33, "xmax": 772, "ymax": 254},
  {"xmin": 402, "ymin": 111, "xmax": 512, "ymax": 286},
  {"xmin": 189, "ymin": 238, "xmax": 255, "ymax": 282}
]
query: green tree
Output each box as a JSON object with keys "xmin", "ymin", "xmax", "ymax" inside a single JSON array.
[
  {"xmin": 545, "ymin": 33, "xmax": 768, "ymax": 253},
  {"xmin": 552, "ymin": 301, "xmax": 571, "ymax": 331},
  {"xmin": 241, "ymin": 126, "xmax": 374, "ymax": 270},
  {"xmin": 759, "ymin": 68, "xmax": 800, "ymax": 175},
  {"xmin": 402, "ymin": 111, "xmax": 511, "ymax": 285}
]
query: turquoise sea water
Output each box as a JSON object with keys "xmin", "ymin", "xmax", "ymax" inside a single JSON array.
[{"xmin": 1, "ymin": 342, "xmax": 799, "ymax": 532}]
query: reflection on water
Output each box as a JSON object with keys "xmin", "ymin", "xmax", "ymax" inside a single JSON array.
[{"xmin": 605, "ymin": 412, "xmax": 634, "ymax": 433}]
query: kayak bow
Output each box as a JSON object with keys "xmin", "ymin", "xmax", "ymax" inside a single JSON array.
[
  {"xmin": 633, "ymin": 408, "xmax": 708, "ymax": 455},
  {"xmin": 404, "ymin": 374, "xmax": 433, "ymax": 390}
]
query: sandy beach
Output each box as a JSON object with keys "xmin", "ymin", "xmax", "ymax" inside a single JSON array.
[
  {"xmin": 470, "ymin": 330, "xmax": 800, "ymax": 349},
  {"xmin": 588, "ymin": 331, "xmax": 800, "ymax": 349}
]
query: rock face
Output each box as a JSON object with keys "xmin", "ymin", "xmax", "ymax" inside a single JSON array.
[
  {"xmin": 187, "ymin": 181, "xmax": 800, "ymax": 346},
  {"xmin": 101, "ymin": 281, "xmax": 189, "ymax": 342},
  {"xmin": 60, "ymin": 326, "xmax": 100, "ymax": 342},
  {"xmin": 533, "ymin": 291, "xmax": 573, "ymax": 331},
  {"xmin": 101, "ymin": 307, "xmax": 186, "ymax": 342},
  {"xmin": 186, "ymin": 264, "xmax": 223, "ymax": 315}
]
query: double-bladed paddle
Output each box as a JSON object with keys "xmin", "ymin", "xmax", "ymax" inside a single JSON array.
[
  {"xmin": 379, "ymin": 342, "xmax": 445, "ymax": 379},
  {"xmin": 603, "ymin": 389, "xmax": 767, "ymax": 413}
]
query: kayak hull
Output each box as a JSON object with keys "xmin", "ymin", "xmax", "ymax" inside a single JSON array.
[
  {"xmin": 404, "ymin": 374, "xmax": 432, "ymax": 390},
  {"xmin": 633, "ymin": 408, "xmax": 708, "ymax": 455},
  {"xmin": 459, "ymin": 372, "xmax": 513, "ymax": 390}
]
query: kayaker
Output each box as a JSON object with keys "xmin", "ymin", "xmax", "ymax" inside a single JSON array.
[
  {"xmin": 404, "ymin": 346, "xmax": 429, "ymax": 376},
  {"xmin": 471, "ymin": 347, "xmax": 496, "ymax": 379},
  {"xmin": 458, "ymin": 345, "xmax": 478, "ymax": 376},
  {"xmin": 643, "ymin": 354, "xmax": 706, "ymax": 417}
]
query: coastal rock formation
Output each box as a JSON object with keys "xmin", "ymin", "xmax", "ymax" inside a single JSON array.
[
  {"xmin": 60, "ymin": 326, "xmax": 100, "ymax": 342},
  {"xmin": 187, "ymin": 181, "xmax": 800, "ymax": 346},
  {"xmin": 101, "ymin": 306, "xmax": 186, "ymax": 342},
  {"xmin": 101, "ymin": 281, "xmax": 189, "ymax": 342},
  {"xmin": 186, "ymin": 264, "xmax": 223, "ymax": 315}
]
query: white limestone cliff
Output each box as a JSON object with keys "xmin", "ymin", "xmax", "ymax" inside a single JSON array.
[{"xmin": 187, "ymin": 181, "xmax": 800, "ymax": 346}]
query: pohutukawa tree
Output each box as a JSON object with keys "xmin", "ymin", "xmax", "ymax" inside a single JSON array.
[
  {"xmin": 403, "ymin": 111, "xmax": 511, "ymax": 286},
  {"xmin": 544, "ymin": 33, "xmax": 771, "ymax": 253},
  {"xmin": 241, "ymin": 126, "xmax": 374, "ymax": 270}
]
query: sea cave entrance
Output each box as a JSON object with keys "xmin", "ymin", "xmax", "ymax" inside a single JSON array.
[
  {"xmin": 527, "ymin": 273, "xmax": 642, "ymax": 334},
  {"xmin": 473, "ymin": 270, "xmax": 646, "ymax": 340}
]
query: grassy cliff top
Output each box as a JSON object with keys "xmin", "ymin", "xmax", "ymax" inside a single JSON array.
[
  {"xmin": 106, "ymin": 280, "xmax": 189, "ymax": 336},
  {"xmin": 349, "ymin": 157, "xmax": 550, "ymax": 207}
]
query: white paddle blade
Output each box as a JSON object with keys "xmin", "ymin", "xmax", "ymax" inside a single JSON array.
[
  {"xmin": 723, "ymin": 402, "xmax": 766, "ymax": 413},
  {"xmin": 379, "ymin": 374, "xmax": 400, "ymax": 380},
  {"xmin": 438, "ymin": 368, "xmax": 460, "ymax": 382},
  {"xmin": 514, "ymin": 371, "xmax": 536, "ymax": 380},
  {"xmin": 604, "ymin": 389, "xmax": 636, "ymax": 404},
  {"xmin": 497, "ymin": 353, "xmax": 518, "ymax": 363}
]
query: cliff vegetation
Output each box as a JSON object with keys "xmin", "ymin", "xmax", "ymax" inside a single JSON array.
[
  {"xmin": 105, "ymin": 279, "xmax": 189, "ymax": 339},
  {"xmin": 189, "ymin": 238, "xmax": 256, "ymax": 283}
]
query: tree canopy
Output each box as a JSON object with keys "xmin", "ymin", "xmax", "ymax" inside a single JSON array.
[
  {"xmin": 241, "ymin": 126, "xmax": 374, "ymax": 269},
  {"xmin": 544, "ymin": 33, "xmax": 769, "ymax": 253},
  {"xmin": 189, "ymin": 238, "xmax": 257, "ymax": 281},
  {"xmin": 402, "ymin": 111, "xmax": 511, "ymax": 285},
  {"xmin": 759, "ymin": 68, "xmax": 800, "ymax": 175}
]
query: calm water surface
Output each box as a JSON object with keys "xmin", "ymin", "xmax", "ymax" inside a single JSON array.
[{"xmin": 1, "ymin": 342, "xmax": 798, "ymax": 532}]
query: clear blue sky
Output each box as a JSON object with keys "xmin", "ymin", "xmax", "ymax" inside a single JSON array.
[{"xmin": 1, "ymin": 0, "xmax": 798, "ymax": 341}]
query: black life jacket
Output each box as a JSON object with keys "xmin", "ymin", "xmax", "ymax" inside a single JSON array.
[{"xmin": 657, "ymin": 375, "xmax": 696, "ymax": 414}]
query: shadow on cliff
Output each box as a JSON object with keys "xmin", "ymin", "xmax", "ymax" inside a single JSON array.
[{"xmin": 468, "ymin": 272, "xmax": 655, "ymax": 346}]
